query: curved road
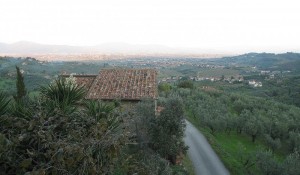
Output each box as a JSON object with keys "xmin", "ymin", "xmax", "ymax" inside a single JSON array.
[{"xmin": 184, "ymin": 120, "xmax": 230, "ymax": 175}]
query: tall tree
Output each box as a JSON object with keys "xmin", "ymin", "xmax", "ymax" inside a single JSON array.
[
  {"xmin": 14, "ymin": 66, "xmax": 26, "ymax": 100},
  {"xmin": 150, "ymin": 96, "xmax": 187, "ymax": 164}
]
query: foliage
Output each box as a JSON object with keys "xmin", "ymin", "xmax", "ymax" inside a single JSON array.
[
  {"xmin": 0, "ymin": 78, "xmax": 127, "ymax": 174},
  {"xmin": 135, "ymin": 99, "xmax": 157, "ymax": 148},
  {"xmin": 158, "ymin": 83, "xmax": 172, "ymax": 93},
  {"xmin": 282, "ymin": 150, "xmax": 300, "ymax": 175},
  {"xmin": 1, "ymin": 76, "xmax": 189, "ymax": 174},
  {"xmin": 0, "ymin": 107, "xmax": 124, "ymax": 174},
  {"xmin": 114, "ymin": 148, "xmax": 173, "ymax": 175},
  {"xmin": 84, "ymin": 100, "xmax": 116, "ymax": 122},
  {"xmin": 183, "ymin": 88, "xmax": 300, "ymax": 174},
  {"xmin": 10, "ymin": 98, "xmax": 34, "ymax": 120},
  {"xmin": 177, "ymin": 80, "xmax": 194, "ymax": 89},
  {"xmin": 256, "ymin": 150, "xmax": 282, "ymax": 175},
  {"xmin": 150, "ymin": 96, "xmax": 187, "ymax": 163},
  {"xmin": 237, "ymin": 143, "xmax": 256, "ymax": 170},
  {"xmin": 243, "ymin": 110, "xmax": 264, "ymax": 142},
  {"xmin": 186, "ymin": 92, "xmax": 227, "ymax": 135},
  {"xmin": 264, "ymin": 134, "xmax": 281, "ymax": 151},
  {"xmin": 134, "ymin": 97, "xmax": 188, "ymax": 167},
  {"xmin": 0, "ymin": 92, "xmax": 10, "ymax": 115},
  {"xmin": 14, "ymin": 66, "xmax": 27, "ymax": 101},
  {"xmin": 288, "ymin": 131, "xmax": 300, "ymax": 152},
  {"xmin": 39, "ymin": 78, "xmax": 86, "ymax": 115},
  {"xmin": 255, "ymin": 149, "xmax": 300, "ymax": 175},
  {"xmin": 40, "ymin": 78, "xmax": 86, "ymax": 105}
]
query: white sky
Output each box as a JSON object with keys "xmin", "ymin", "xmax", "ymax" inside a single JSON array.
[{"xmin": 0, "ymin": 0, "xmax": 299, "ymax": 53}]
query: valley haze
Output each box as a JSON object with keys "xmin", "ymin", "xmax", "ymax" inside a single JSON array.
[{"xmin": 0, "ymin": 41, "xmax": 233, "ymax": 61}]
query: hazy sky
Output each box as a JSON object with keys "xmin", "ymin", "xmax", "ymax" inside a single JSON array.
[{"xmin": 0, "ymin": 0, "xmax": 299, "ymax": 53}]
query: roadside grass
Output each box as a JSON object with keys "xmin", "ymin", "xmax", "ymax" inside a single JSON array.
[{"xmin": 182, "ymin": 155, "xmax": 195, "ymax": 175}]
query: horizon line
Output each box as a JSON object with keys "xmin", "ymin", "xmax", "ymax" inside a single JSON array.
[{"xmin": 0, "ymin": 40, "xmax": 299, "ymax": 55}]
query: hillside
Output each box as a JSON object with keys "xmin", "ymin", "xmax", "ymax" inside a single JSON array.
[{"xmin": 218, "ymin": 52, "xmax": 300, "ymax": 71}]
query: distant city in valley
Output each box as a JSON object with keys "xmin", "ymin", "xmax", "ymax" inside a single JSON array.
[{"xmin": 0, "ymin": 41, "xmax": 237, "ymax": 61}]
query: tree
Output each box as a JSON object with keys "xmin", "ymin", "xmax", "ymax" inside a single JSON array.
[
  {"xmin": 282, "ymin": 150, "xmax": 300, "ymax": 175},
  {"xmin": 200, "ymin": 99, "xmax": 227, "ymax": 135},
  {"xmin": 243, "ymin": 110, "xmax": 263, "ymax": 142},
  {"xmin": 150, "ymin": 96, "xmax": 187, "ymax": 164},
  {"xmin": 225, "ymin": 114, "xmax": 235, "ymax": 134},
  {"xmin": 288, "ymin": 131, "xmax": 300, "ymax": 152},
  {"xmin": 158, "ymin": 83, "xmax": 171, "ymax": 93},
  {"xmin": 177, "ymin": 80, "xmax": 193, "ymax": 89},
  {"xmin": 264, "ymin": 134, "xmax": 281, "ymax": 151},
  {"xmin": 256, "ymin": 150, "xmax": 283, "ymax": 175},
  {"xmin": 14, "ymin": 66, "xmax": 26, "ymax": 100},
  {"xmin": 202, "ymin": 111, "xmax": 226, "ymax": 135},
  {"xmin": 237, "ymin": 143, "xmax": 255, "ymax": 170}
]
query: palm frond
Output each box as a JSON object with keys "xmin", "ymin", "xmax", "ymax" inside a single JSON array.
[
  {"xmin": 84, "ymin": 100, "xmax": 115, "ymax": 122},
  {"xmin": 39, "ymin": 78, "xmax": 86, "ymax": 115},
  {"xmin": 0, "ymin": 92, "xmax": 10, "ymax": 115}
]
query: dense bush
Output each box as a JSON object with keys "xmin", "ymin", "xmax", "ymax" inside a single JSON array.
[
  {"xmin": 135, "ymin": 97, "xmax": 188, "ymax": 167},
  {"xmin": 0, "ymin": 80, "xmax": 124, "ymax": 174},
  {"xmin": 177, "ymin": 80, "xmax": 194, "ymax": 89}
]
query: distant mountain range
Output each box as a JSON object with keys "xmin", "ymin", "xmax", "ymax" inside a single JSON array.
[
  {"xmin": 0, "ymin": 41, "xmax": 228, "ymax": 55},
  {"xmin": 0, "ymin": 41, "xmax": 84, "ymax": 54}
]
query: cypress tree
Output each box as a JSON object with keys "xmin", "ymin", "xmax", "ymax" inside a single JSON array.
[{"xmin": 14, "ymin": 66, "xmax": 26, "ymax": 100}]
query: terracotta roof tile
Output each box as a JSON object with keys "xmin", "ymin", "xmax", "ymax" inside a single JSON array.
[
  {"xmin": 61, "ymin": 75, "xmax": 96, "ymax": 90},
  {"xmin": 86, "ymin": 69, "xmax": 157, "ymax": 100}
]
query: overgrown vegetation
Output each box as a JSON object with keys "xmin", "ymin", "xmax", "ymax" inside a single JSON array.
[
  {"xmin": 0, "ymin": 68, "xmax": 188, "ymax": 174},
  {"xmin": 0, "ymin": 79, "xmax": 124, "ymax": 174}
]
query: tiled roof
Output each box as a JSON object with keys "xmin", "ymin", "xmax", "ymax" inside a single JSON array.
[
  {"xmin": 74, "ymin": 75, "xmax": 96, "ymax": 90},
  {"xmin": 61, "ymin": 75, "xmax": 96, "ymax": 90},
  {"xmin": 86, "ymin": 69, "xmax": 157, "ymax": 100},
  {"xmin": 62, "ymin": 69, "xmax": 158, "ymax": 100}
]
